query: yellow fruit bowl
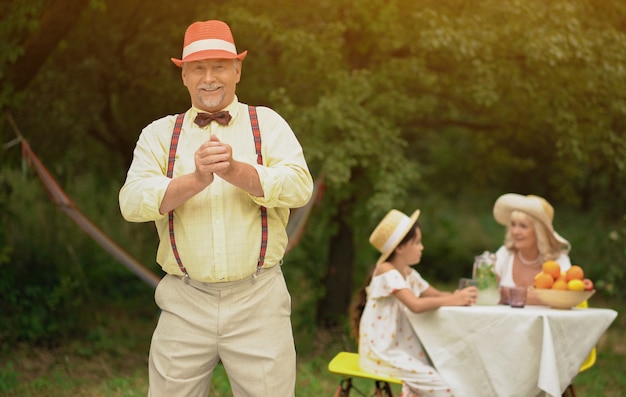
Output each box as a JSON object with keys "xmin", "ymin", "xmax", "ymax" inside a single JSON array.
[{"xmin": 532, "ymin": 288, "xmax": 596, "ymax": 310}]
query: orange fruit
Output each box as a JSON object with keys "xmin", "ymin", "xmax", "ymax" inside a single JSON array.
[
  {"xmin": 568, "ymin": 279, "xmax": 585, "ymax": 291},
  {"xmin": 542, "ymin": 260, "xmax": 561, "ymax": 280},
  {"xmin": 534, "ymin": 273, "xmax": 554, "ymax": 289},
  {"xmin": 556, "ymin": 273, "xmax": 567, "ymax": 282},
  {"xmin": 566, "ymin": 265, "xmax": 584, "ymax": 281},
  {"xmin": 552, "ymin": 280, "xmax": 568, "ymax": 290},
  {"xmin": 534, "ymin": 271, "xmax": 548, "ymax": 283}
]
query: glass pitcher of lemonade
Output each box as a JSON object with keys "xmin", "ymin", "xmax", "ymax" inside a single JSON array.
[{"xmin": 472, "ymin": 251, "xmax": 500, "ymax": 305}]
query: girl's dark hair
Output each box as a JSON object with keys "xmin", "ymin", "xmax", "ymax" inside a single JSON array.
[{"xmin": 349, "ymin": 221, "xmax": 420, "ymax": 339}]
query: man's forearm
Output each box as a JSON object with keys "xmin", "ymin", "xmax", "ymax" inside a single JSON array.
[
  {"xmin": 159, "ymin": 173, "xmax": 211, "ymax": 214},
  {"xmin": 217, "ymin": 160, "xmax": 264, "ymax": 197}
]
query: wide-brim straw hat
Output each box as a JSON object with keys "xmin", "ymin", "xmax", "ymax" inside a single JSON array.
[
  {"xmin": 171, "ymin": 20, "xmax": 247, "ymax": 67},
  {"xmin": 369, "ymin": 209, "xmax": 421, "ymax": 265},
  {"xmin": 493, "ymin": 193, "xmax": 570, "ymax": 248}
]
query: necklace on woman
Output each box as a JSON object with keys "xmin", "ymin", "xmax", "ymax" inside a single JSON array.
[{"xmin": 517, "ymin": 251, "xmax": 540, "ymax": 266}]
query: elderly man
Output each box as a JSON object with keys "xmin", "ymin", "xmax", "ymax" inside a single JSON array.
[{"xmin": 119, "ymin": 19, "xmax": 313, "ymax": 397}]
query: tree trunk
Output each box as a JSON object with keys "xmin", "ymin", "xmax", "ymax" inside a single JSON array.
[{"xmin": 316, "ymin": 213, "xmax": 355, "ymax": 328}]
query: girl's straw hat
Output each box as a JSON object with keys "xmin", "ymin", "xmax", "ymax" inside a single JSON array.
[
  {"xmin": 493, "ymin": 193, "xmax": 570, "ymax": 248},
  {"xmin": 369, "ymin": 209, "xmax": 421, "ymax": 265},
  {"xmin": 171, "ymin": 20, "xmax": 247, "ymax": 67}
]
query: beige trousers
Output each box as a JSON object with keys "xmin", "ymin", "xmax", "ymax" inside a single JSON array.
[{"xmin": 148, "ymin": 266, "xmax": 296, "ymax": 397}]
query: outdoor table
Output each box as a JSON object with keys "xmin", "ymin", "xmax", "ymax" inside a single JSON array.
[{"xmin": 405, "ymin": 304, "xmax": 618, "ymax": 397}]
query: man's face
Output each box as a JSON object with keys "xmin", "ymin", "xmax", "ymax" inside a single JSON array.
[{"xmin": 182, "ymin": 58, "xmax": 241, "ymax": 112}]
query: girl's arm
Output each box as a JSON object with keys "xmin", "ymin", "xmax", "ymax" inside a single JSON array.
[
  {"xmin": 394, "ymin": 286, "xmax": 477, "ymax": 313},
  {"xmin": 421, "ymin": 285, "xmax": 451, "ymax": 297}
]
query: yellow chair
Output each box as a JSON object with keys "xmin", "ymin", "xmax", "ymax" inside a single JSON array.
[
  {"xmin": 328, "ymin": 351, "xmax": 402, "ymax": 397},
  {"xmin": 562, "ymin": 300, "xmax": 597, "ymax": 397}
]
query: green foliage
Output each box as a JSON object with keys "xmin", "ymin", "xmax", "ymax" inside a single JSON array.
[
  {"xmin": 0, "ymin": 167, "xmax": 158, "ymax": 346},
  {"xmin": 593, "ymin": 217, "xmax": 626, "ymax": 297},
  {"xmin": 0, "ymin": 168, "xmax": 91, "ymax": 344},
  {"xmin": 0, "ymin": 362, "xmax": 19, "ymax": 393},
  {"xmin": 0, "ymin": 0, "xmax": 43, "ymax": 109}
]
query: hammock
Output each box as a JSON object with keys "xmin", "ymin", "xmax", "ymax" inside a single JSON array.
[{"xmin": 4, "ymin": 113, "xmax": 323, "ymax": 289}]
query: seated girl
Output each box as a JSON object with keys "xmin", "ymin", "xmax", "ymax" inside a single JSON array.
[{"xmin": 352, "ymin": 209, "xmax": 477, "ymax": 397}]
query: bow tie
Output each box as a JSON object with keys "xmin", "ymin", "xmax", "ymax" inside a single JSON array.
[{"xmin": 194, "ymin": 111, "xmax": 232, "ymax": 127}]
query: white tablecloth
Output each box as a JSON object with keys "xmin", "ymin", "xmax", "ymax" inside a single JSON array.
[{"xmin": 405, "ymin": 305, "xmax": 617, "ymax": 397}]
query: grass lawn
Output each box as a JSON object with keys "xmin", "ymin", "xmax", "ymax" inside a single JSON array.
[{"xmin": 0, "ymin": 296, "xmax": 623, "ymax": 397}]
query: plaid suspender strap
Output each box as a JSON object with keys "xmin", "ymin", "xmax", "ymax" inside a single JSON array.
[
  {"xmin": 248, "ymin": 105, "xmax": 268, "ymax": 272},
  {"xmin": 165, "ymin": 107, "xmax": 268, "ymax": 277},
  {"xmin": 166, "ymin": 113, "xmax": 187, "ymax": 275}
]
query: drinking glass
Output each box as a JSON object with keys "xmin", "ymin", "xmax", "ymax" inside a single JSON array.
[
  {"xmin": 458, "ymin": 278, "xmax": 478, "ymax": 290},
  {"xmin": 509, "ymin": 287, "xmax": 528, "ymax": 308}
]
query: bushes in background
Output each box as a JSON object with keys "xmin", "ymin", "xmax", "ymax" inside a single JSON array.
[{"xmin": 1, "ymin": 165, "xmax": 624, "ymax": 347}]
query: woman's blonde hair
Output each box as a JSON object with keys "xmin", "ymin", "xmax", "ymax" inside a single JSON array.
[{"xmin": 503, "ymin": 210, "xmax": 569, "ymax": 261}]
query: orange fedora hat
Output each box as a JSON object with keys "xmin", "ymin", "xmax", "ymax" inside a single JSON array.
[{"xmin": 171, "ymin": 20, "xmax": 247, "ymax": 67}]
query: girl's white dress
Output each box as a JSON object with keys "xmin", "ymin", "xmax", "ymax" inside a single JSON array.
[{"xmin": 358, "ymin": 268, "xmax": 454, "ymax": 397}]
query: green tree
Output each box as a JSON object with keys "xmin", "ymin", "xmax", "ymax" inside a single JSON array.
[{"xmin": 2, "ymin": 0, "xmax": 626, "ymax": 335}]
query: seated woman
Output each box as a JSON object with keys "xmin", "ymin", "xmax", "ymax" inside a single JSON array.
[{"xmin": 493, "ymin": 193, "xmax": 572, "ymax": 305}]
